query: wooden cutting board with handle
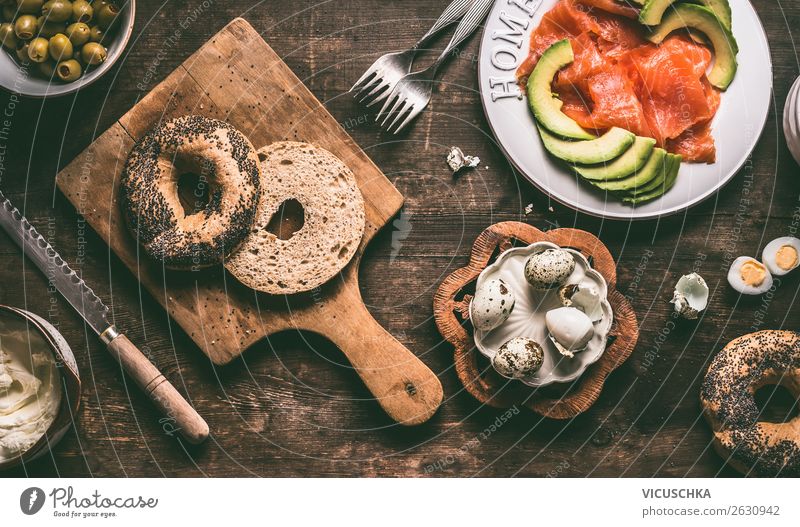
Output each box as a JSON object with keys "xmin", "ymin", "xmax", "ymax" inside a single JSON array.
[{"xmin": 56, "ymin": 18, "xmax": 443, "ymax": 426}]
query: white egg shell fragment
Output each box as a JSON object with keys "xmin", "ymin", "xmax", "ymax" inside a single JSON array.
[
  {"xmin": 470, "ymin": 278, "xmax": 516, "ymax": 332},
  {"xmin": 559, "ymin": 283, "xmax": 604, "ymax": 322},
  {"xmin": 524, "ymin": 248, "xmax": 576, "ymax": 290},
  {"xmin": 670, "ymin": 273, "xmax": 709, "ymax": 320},
  {"xmin": 762, "ymin": 237, "xmax": 800, "ymax": 276},
  {"xmin": 727, "ymin": 257, "xmax": 773, "ymax": 295},
  {"xmin": 491, "ymin": 337, "xmax": 544, "ymax": 379},
  {"xmin": 545, "ymin": 307, "xmax": 594, "ymax": 358}
]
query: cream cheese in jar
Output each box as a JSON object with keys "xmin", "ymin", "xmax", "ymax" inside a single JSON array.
[{"xmin": 0, "ymin": 324, "xmax": 62, "ymax": 463}]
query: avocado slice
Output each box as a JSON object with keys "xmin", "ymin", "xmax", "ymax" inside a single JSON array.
[
  {"xmin": 527, "ymin": 39, "xmax": 595, "ymax": 140},
  {"xmin": 647, "ymin": 4, "xmax": 738, "ymax": 90},
  {"xmin": 573, "ymin": 136, "xmax": 657, "ymax": 181},
  {"xmin": 627, "ymin": 153, "xmax": 680, "ymax": 196},
  {"xmin": 538, "ymin": 125, "xmax": 635, "ymax": 165},
  {"xmin": 591, "ymin": 148, "xmax": 667, "ymax": 192},
  {"xmin": 640, "ymin": 0, "xmax": 732, "ymax": 29},
  {"xmin": 623, "ymin": 154, "xmax": 682, "ymax": 205}
]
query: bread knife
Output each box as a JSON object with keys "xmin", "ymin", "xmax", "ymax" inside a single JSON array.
[{"xmin": 0, "ymin": 190, "xmax": 209, "ymax": 444}]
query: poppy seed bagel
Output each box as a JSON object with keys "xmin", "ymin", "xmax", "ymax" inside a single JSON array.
[
  {"xmin": 225, "ymin": 141, "xmax": 365, "ymax": 294},
  {"xmin": 701, "ymin": 330, "xmax": 800, "ymax": 476},
  {"xmin": 121, "ymin": 116, "xmax": 261, "ymax": 270}
]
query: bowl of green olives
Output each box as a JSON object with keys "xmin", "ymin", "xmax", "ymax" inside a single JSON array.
[{"xmin": 0, "ymin": 0, "xmax": 134, "ymax": 97}]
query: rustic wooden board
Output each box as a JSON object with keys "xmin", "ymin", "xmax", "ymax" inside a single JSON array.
[
  {"xmin": 2, "ymin": 0, "xmax": 796, "ymax": 477},
  {"xmin": 55, "ymin": 18, "xmax": 443, "ymax": 425}
]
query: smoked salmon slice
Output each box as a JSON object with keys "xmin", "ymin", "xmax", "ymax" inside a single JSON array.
[{"xmin": 518, "ymin": 0, "xmax": 722, "ymax": 163}]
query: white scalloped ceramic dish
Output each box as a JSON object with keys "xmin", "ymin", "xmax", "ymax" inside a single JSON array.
[{"xmin": 472, "ymin": 241, "xmax": 613, "ymax": 387}]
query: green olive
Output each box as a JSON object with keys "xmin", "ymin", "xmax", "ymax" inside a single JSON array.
[
  {"xmin": 65, "ymin": 21, "xmax": 88, "ymax": 46},
  {"xmin": 0, "ymin": 22, "xmax": 17, "ymax": 49},
  {"xmin": 15, "ymin": 39, "xmax": 30, "ymax": 62},
  {"xmin": 42, "ymin": 0, "xmax": 73, "ymax": 23},
  {"xmin": 38, "ymin": 59, "xmax": 55, "ymax": 77},
  {"xmin": 87, "ymin": 23, "xmax": 102, "ymax": 42},
  {"xmin": 80, "ymin": 40, "xmax": 104, "ymax": 65},
  {"xmin": 14, "ymin": 14, "xmax": 38, "ymax": 40},
  {"xmin": 37, "ymin": 17, "xmax": 65, "ymax": 38},
  {"xmin": 94, "ymin": 2, "xmax": 116, "ymax": 29},
  {"xmin": 90, "ymin": 0, "xmax": 109, "ymax": 10},
  {"xmin": 71, "ymin": 0, "xmax": 91, "ymax": 23},
  {"xmin": 16, "ymin": 0, "xmax": 44, "ymax": 14},
  {"xmin": 26, "ymin": 36, "xmax": 48, "ymax": 62},
  {"xmin": 48, "ymin": 32, "xmax": 71, "ymax": 60},
  {"xmin": 56, "ymin": 57, "xmax": 81, "ymax": 81}
]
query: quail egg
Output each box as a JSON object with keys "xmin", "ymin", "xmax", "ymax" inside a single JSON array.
[
  {"xmin": 762, "ymin": 237, "xmax": 800, "ymax": 276},
  {"xmin": 558, "ymin": 282, "xmax": 604, "ymax": 322},
  {"xmin": 491, "ymin": 337, "xmax": 544, "ymax": 379},
  {"xmin": 524, "ymin": 248, "xmax": 575, "ymax": 290},
  {"xmin": 670, "ymin": 273, "xmax": 709, "ymax": 320},
  {"xmin": 470, "ymin": 278, "xmax": 515, "ymax": 332},
  {"xmin": 727, "ymin": 257, "xmax": 773, "ymax": 295},
  {"xmin": 545, "ymin": 307, "xmax": 594, "ymax": 358}
]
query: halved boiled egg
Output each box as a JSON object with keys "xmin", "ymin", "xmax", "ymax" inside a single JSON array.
[
  {"xmin": 727, "ymin": 257, "xmax": 773, "ymax": 295},
  {"xmin": 762, "ymin": 237, "xmax": 800, "ymax": 276}
]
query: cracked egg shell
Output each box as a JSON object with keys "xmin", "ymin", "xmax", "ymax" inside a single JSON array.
[
  {"xmin": 545, "ymin": 307, "xmax": 594, "ymax": 358},
  {"xmin": 559, "ymin": 283, "xmax": 604, "ymax": 322},
  {"xmin": 670, "ymin": 273, "xmax": 709, "ymax": 320},
  {"xmin": 524, "ymin": 248, "xmax": 575, "ymax": 290},
  {"xmin": 727, "ymin": 257, "xmax": 773, "ymax": 295},
  {"xmin": 491, "ymin": 337, "xmax": 544, "ymax": 379},
  {"xmin": 762, "ymin": 237, "xmax": 800, "ymax": 276},
  {"xmin": 470, "ymin": 278, "xmax": 515, "ymax": 332}
]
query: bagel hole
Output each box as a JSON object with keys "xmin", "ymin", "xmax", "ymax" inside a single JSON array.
[
  {"xmin": 177, "ymin": 172, "xmax": 211, "ymax": 215},
  {"xmin": 265, "ymin": 199, "xmax": 305, "ymax": 241},
  {"xmin": 754, "ymin": 384, "xmax": 799, "ymax": 423}
]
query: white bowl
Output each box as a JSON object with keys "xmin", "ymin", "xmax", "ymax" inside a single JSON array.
[
  {"xmin": 0, "ymin": 0, "xmax": 135, "ymax": 98},
  {"xmin": 784, "ymin": 77, "xmax": 800, "ymax": 165},
  {"xmin": 472, "ymin": 242, "xmax": 613, "ymax": 388}
]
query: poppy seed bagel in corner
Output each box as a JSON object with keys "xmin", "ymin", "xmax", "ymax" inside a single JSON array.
[
  {"xmin": 701, "ymin": 330, "xmax": 800, "ymax": 476},
  {"xmin": 121, "ymin": 115, "xmax": 261, "ymax": 270}
]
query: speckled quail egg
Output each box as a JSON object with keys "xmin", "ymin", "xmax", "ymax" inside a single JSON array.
[
  {"xmin": 524, "ymin": 248, "xmax": 576, "ymax": 290},
  {"xmin": 558, "ymin": 283, "xmax": 604, "ymax": 322},
  {"xmin": 762, "ymin": 237, "xmax": 800, "ymax": 276},
  {"xmin": 470, "ymin": 278, "xmax": 516, "ymax": 332},
  {"xmin": 545, "ymin": 307, "xmax": 594, "ymax": 358},
  {"xmin": 670, "ymin": 273, "xmax": 709, "ymax": 320},
  {"xmin": 727, "ymin": 257, "xmax": 773, "ymax": 295},
  {"xmin": 491, "ymin": 337, "xmax": 544, "ymax": 379}
]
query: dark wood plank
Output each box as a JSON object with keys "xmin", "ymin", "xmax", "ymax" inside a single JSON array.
[{"xmin": 0, "ymin": 0, "xmax": 798, "ymax": 477}]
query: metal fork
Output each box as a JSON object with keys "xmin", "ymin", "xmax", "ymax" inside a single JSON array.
[
  {"xmin": 377, "ymin": 0, "xmax": 495, "ymax": 134},
  {"xmin": 350, "ymin": 0, "xmax": 474, "ymax": 107}
]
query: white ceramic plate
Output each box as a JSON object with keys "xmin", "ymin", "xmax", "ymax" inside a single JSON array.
[
  {"xmin": 472, "ymin": 242, "xmax": 613, "ymax": 387},
  {"xmin": 478, "ymin": 0, "xmax": 772, "ymax": 220}
]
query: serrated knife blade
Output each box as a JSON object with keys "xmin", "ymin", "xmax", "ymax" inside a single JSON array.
[
  {"xmin": 0, "ymin": 190, "xmax": 209, "ymax": 444},
  {"xmin": 0, "ymin": 191, "xmax": 111, "ymax": 336}
]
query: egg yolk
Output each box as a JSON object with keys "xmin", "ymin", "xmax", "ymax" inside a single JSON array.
[
  {"xmin": 740, "ymin": 260, "xmax": 767, "ymax": 287},
  {"xmin": 775, "ymin": 245, "xmax": 799, "ymax": 271}
]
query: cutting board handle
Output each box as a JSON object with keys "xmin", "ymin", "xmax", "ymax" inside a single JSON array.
[{"xmin": 323, "ymin": 303, "xmax": 443, "ymax": 426}]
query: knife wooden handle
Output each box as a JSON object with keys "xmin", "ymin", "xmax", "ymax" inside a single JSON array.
[{"xmin": 103, "ymin": 329, "xmax": 209, "ymax": 444}]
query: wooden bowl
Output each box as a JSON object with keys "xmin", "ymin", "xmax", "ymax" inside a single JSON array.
[
  {"xmin": 433, "ymin": 222, "xmax": 639, "ymax": 419},
  {"xmin": 0, "ymin": 305, "xmax": 81, "ymax": 471}
]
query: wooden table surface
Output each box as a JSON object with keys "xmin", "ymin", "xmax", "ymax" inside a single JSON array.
[{"xmin": 1, "ymin": 0, "xmax": 798, "ymax": 478}]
